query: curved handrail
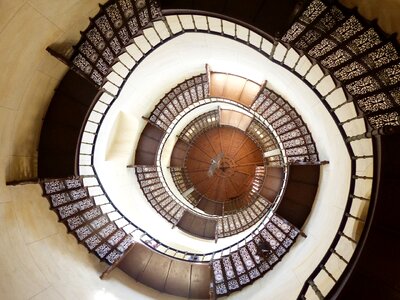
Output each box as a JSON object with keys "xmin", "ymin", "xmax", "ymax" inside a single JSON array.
[
  {"xmin": 81, "ymin": 154, "xmax": 289, "ymax": 263},
  {"xmin": 34, "ymin": 0, "xmax": 400, "ymax": 296},
  {"xmin": 137, "ymin": 166, "xmax": 291, "ymax": 262},
  {"xmin": 74, "ymin": 15, "xmax": 287, "ymax": 261},
  {"xmin": 75, "ymin": 12, "xmax": 372, "ymax": 273},
  {"xmin": 75, "ymin": 25, "xmax": 317, "ymax": 261},
  {"xmin": 154, "ymin": 97, "xmax": 289, "ymax": 228},
  {"xmin": 274, "ymin": 0, "xmax": 400, "ymax": 297},
  {"xmin": 271, "ymin": 46, "xmax": 366, "ymax": 299}
]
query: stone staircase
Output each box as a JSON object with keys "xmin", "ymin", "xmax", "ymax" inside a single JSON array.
[
  {"xmin": 70, "ymin": 0, "xmax": 162, "ymax": 87},
  {"xmin": 281, "ymin": 0, "xmax": 400, "ymax": 131}
]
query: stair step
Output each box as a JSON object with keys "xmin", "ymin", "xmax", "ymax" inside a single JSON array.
[
  {"xmin": 177, "ymin": 210, "xmax": 217, "ymax": 239},
  {"xmin": 41, "ymin": 177, "xmax": 136, "ymax": 266},
  {"xmin": 149, "ymin": 74, "xmax": 208, "ymax": 131},
  {"xmin": 70, "ymin": 0, "xmax": 161, "ymax": 86},
  {"xmin": 211, "ymin": 213, "xmax": 300, "ymax": 297}
]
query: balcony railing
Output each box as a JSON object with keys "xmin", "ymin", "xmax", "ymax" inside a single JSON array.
[
  {"xmin": 41, "ymin": 1, "xmax": 400, "ymax": 297},
  {"xmin": 75, "ymin": 10, "xmax": 370, "ymax": 283}
]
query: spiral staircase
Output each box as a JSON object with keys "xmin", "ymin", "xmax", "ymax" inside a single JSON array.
[{"xmin": 35, "ymin": 0, "xmax": 400, "ymax": 299}]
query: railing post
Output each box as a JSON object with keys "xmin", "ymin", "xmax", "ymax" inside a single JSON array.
[
  {"xmin": 349, "ymin": 194, "xmax": 369, "ymax": 201},
  {"xmin": 321, "ymin": 84, "xmax": 341, "ymax": 101},
  {"xmin": 330, "ymin": 248, "xmax": 349, "ymax": 264},
  {"xmin": 338, "ymin": 114, "xmax": 364, "ymax": 126},
  {"xmin": 346, "ymin": 125, "xmax": 400, "ymax": 142},
  {"xmin": 351, "ymin": 155, "xmax": 373, "ymax": 160},
  {"xmin": 330, "ymin": 99, "xmax": 353, "ymax": 113},
  {"xmin": 308, "ymin": 279, "xmax": 324, "ymax": 300},
  {"xmin": 321, "ymin": 265, "xmax": 337, "ymax": 282},
  {"xmin": 269, "ymin": 39, "xmax": 279, "ymax": 59},
  {"xmin": 302, "ymin": 61, "xmax": 316, "ymax": 80},
  {"xmin": 352, "ymin": 175, "xmax": 373, "ymax": 180},
  {"xmin": 100, "ymin": 87, "xmax": 116, "ymax": 97},
  {"xmin": 291, "ymin": 53, "xmax": 302, "ymax": 72},
  {"xmin": 280, "ymin": 44, "xmax": 291, "ymax": 65},
  {"xmin": 338, "ymin": 231, "xmax": 357, "ymax": 244},
  {"xmin": 345, "ymin": 212, "xmax": 365, "ymax": 223},
  {"xmin": 313, "ymin": 73, "xmax": 328, "ymax": 89}
]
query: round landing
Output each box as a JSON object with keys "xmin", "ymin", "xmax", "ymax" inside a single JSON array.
[{"xmin": 185, "ymin": 126, "xmax": 264, "ymax": 205}]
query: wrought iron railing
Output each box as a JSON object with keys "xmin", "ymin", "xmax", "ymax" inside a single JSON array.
[
  {"xmin": 70, "ymin": 7, "xmax": 384, "ymax": 298},
  {"xmin": 40, "ymin": 177, "xmax": 135, "ymax": 265},
  {"xmin": 210, "ymin": 214, "xmax": 301, "ymax": 297},
  {"xmin": 36, "ymin": 0, "xmax": 400, "ymax": 297},
  {"xmin": 70, "ymin": 0, "xmax": 162, "ymax": 86},
  {"xmin": 76, "ymin": 11, "xmax": 349, "ymax": 264},
  {"xmin": 145, "ymin": 69, "xmax": 319, "ymax": 230},
  {"xmin": 152, "ymin": 96, "xmax": 290, "ymax": 237},
  {"xmin": 277, "ymin": 0, "xmax": 399, "ymax": 297}
]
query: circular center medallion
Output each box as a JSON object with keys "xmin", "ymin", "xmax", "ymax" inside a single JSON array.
[
  {"xmin": 215, "ymin": 156, "xmax": 236, "ymax": 177},
  {"xmin": 184, "ymin": 126, "xmax": 264, "ymax": 204}
]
